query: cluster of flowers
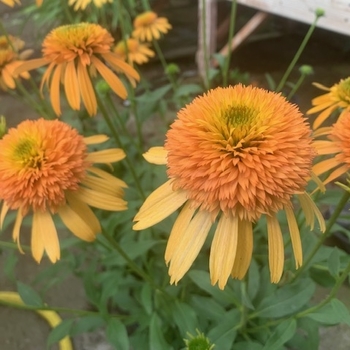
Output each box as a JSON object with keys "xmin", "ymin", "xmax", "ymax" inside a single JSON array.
[{"xmin": 1, "ymin": 3, "xmax": 350, "ymax": 290}]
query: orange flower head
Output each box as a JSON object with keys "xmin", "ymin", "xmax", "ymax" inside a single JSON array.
[
  {"xmin": 134, "ymin": 85, "xmax": 325, "ymax": 288},
  {"xmin": 313, "ymin": 110, "xmax": 350, "ymax": 186},
  {"xmin": 68, "ymin": 0, "xmax": 112, "ymax": 11},
  {"xmin": 0, "ymin": 118, "xmax": 128, "ymax": 263},
  {"xmin": 0, "ymin": 0, "xmax": 21, "ymax": 7},
  {"xmin": 0, "ymin": 35, "xmax": 31, "ymax": 90},
  {"xmin": 132, "ymin": 11, "xmax": 172, "ymax": 42},
  {"xmin": 15, "ymin": 23, "xmax": 139, "ymax": 116},
  {"xmin": 114, "ymin": 38, "xmax": 155, "ymax": 65},
  {"xmin": 307, "ymin": 77, "xmax": 350, "ymax": 129}
]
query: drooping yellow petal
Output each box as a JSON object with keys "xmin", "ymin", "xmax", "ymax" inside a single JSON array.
[
  {"xmin": 143, "ymin": 147, "xmax": 168, "ymax": 165},
  {"xmin": 86, "ymin": 149, "xmax": 126, "ymax": 163},
  {"xmin": 313, "ymin": 157, "xmax": 340, "ymax": 176},
  {"xmin": 77, "ymin": 60, "xmax": 97, "ymax": 116},
  {"xmin": 0, "ymin": 202, "xmax": 9, "ymax": 229},
  {"xmin": 165, "ymin": 201, "xmax": 196, "ymax": 263},
  {"xmin": 49, "ymin": 64, "xmax": 63, "ymax": 116},
  {"xmin": 231, "ymin": 219, "xmax": 253, "ymax": 280},
  {"xmin": 58, "ymin": 202, "xmax": 99, "ymax": 242},
  {"xmin": 32, "ymin": 211, "xmax": 60, "ymax": 263},
  {"xmin": 313, "ymin": 140, "xmax": 340, "ymax": 155},
  {"xmin": 88, "ymin": 166, "xmax": 127, "ymax": 188},
  {"xmin": 285, "ymin": 206, "xmax": 302, "ymax": 268},
  {"xmin": 168, "ymin": 209, "xmax": 212, "ymax": 285},
  {"xmin": 210, "ymin": 213, "xmax": 238, "ymax": 289},
  {"xmin": 313, "ymin": 105, "xmax": 338, "ymax": 129},
  {"xmin": 103, "ymin": 52, "xmax": 140, "ymax": 80},
  {"xmin": 84, "ymin": 134, "xmax": 109, "ymax": 145},
  {"xmin": 266, "ymin": 214, "xmax": 284, "ymax": 283},
  {"xmin": 13, "ymin": 58, "xmax": 48, "ymax": 76},
  {"xmin": 133, "ymin": 180, "xmax": 187, "ymax": 230},
  {"xmin": 297, "ymin": 192, "xmax": 325, "ymax": 232},
  {"xmin": 64, "ymin": 60, "xmax": 80, "ymax": 111},
  {"xmin": 13, "ymin": 210, "xmax": 24, "ymax": 254},
  {"xmin": 81, "ymin": 174, "xmax": 124, "ymax": 197}
]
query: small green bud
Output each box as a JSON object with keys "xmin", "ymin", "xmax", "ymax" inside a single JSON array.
[
  {"xmin": 166, "ymin": 63, "xmax": 180, "ymax": 76},
  {"xmin": 184, "ymin": 330, "xmax": 215, "ymax": 350},
  {"xmin": 299, "ymin": 65, "xmax": 314, "ymax": 76},
  {"xmin": 0, "ymin": 116, "xmax": 7, "ymax": 138},
  {"xmin": 315, "ymin": 8, "xmax": 325, "ymax": 18},
  {"xmin": 95, "ymin": 80, "xmax": 111, "ymax": 95}
]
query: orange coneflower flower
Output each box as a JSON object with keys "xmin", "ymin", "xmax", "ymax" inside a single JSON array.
[
  {"xmin": 133, "ymin": 85, "xmax": 325, "ymax": 289},
  {"xmin": 313, "ymin": 110, "xmax": 350, "ymax": 186},
  {"xmin": 114, "ymin": 38, "xmax": 155, "ymax": 66},
  {"xmin": 0, "ymin": 118, "xmax": 128, "ymax": 263},
  {"xmin": 307, "ymin": 78, "xmax": 350, "ymax": 129},
  {"xmin": 0, "ymin": 35, "xmax": 32, "ymax": 91},
  {"xmin": 15, "ymin": 23, "xmax": 139, "ymax": 116},
  {"xmin": 132, "ymin": 11, "xmax": 172, "ymax": 42},
  {"xmin": 68, "ymin": 0, "xmax": 112, "ymax": 11},
  {"xmin": 0, "ymin": 0, "xmax": 20, "ymax": 7}
]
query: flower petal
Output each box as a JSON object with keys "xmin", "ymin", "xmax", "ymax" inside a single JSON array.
[
  {"xmin": 77, "ymin": 60, "xmax": 97, "ymax": 116},
  {"xmin": 84, "ymin": 134, "xmax": 109, "ymax": 145},
  {"xmin": 86, "ymin": 149, "xmax": 126, "ymax": 163},
  {"xmin": 285, "ymin": 206, "xmax": 302, "ymax": 268},
  {"xmin": 143, "ymin": 147, "xmax": 168, "ymax": 165},
  {"xmin": 64, "ymin": 60, "xmax": 80, "ymax": 111}
]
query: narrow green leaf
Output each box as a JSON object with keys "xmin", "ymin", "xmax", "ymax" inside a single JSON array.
[
  {"xmin": 47, "ymin": 319, "xmax": 74, "ymax": 348},
  {"xmin": 256, "ymin": 279, "xmax": 315, "ymax": 318},
  {"xmin": 262, "ymin": 319, "xmax": 297, "ymax": 350},
  {"xmin": 327, "ymin": 248, "xmax": 340, "ymax": 278},
  {"xmin": 16, "ymin": 282, "xmax": 44, "ymax": 307},
  {"xmin": 234, "ymin": 341, "xmax": 263, "ymax": 350},
  {"xmin": 70, "ymin": 315, "xmax": 105, "ymax": 336},
  {"xmin": 141, "ymin": 283, "xmax": 153, "ymax": 315},
  {"xmin": 149, "ymin": 313, "xmax": 172, "ymax": 350},
  {"xmin": 106, "ymin": 318, "xmax": 129, "ymax": 350},
  {"xmin": 172, "ymin": 301, "xmax": 198, "ymax": 336}
]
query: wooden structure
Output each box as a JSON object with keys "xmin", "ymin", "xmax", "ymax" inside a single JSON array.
[{"xmin": 197, "ymin": 0, "xmax": 350, "ymax": 77}]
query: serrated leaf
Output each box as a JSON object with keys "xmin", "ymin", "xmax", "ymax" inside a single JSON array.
[
  {"xmin": 47, "ymin": 319, "xmax": 74, "ymax": 348},
  {"xmin": 149, "ymin": 313, "xmax": 172, "ymax": 350},
  {"xmin": 256, "ymin": 279, "xmax": 315, "ymax": 318},
  {"xmin": 327, "ymin": 248, "xmax": 340, "ymax": 278},
  {"xmin": 262, "ymin": 319, "xmax": 297, "ymax": 350},
  {"xmin": 106, "ymin": 318, "xmax": 129, "ymax": 350},
  {"xmin": 17, "ymin": 282, "xmax": 44, "ymax": 307},
  {"xmin": 172, "ymin": 301, "xmax": 198, "ymax": 336}
]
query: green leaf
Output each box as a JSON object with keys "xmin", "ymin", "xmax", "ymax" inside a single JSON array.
[
  {"xmin": 70, "ymin": 315, "xmax": 105, "ymax": 337},
  {"xmin": 16, "ymin": 282, "xmax": 44, "ymax": 307},
  {"xmin": 141, "ymin": 283, "xmax": 153, "ymax": 315},
  {"xmin": 262, "ymin": 319, "xmax": 297, "ymax": 350},
  {"xmin": 307, "ymin": 298, "xmax": 350, "ymax": 325},
  {"xmin": 149, "ymin": 313, "xmax": 172, "ymax": 350},
  {"xmin": 174, "ymin": 84, "xmax": 203, "ymax": 99},
  {"xmin": 207, "ymin": 309, "xmax": 239, "ymax": 350},
  {"xmin": 234, "ymin": 341, "xmax": 263, "ymax": 350},
  {"xmin": 171, "ymin": 301, "xmax": 198, "ymax": 336},
  {"xmin": 327, "ymin": 247, "xmax": 340, "ymax": 278},
  {"xmin": 265, "ymin": 73, "xmax": 276, "ymax": 90},
  {"xmin": 247, "ymin": 259, "xmax": 260, "ymax": 302},
  {"xmin": 136, "ymin": 85, "xmax": 172, "ymax": 103},
  {"xmin": 288, "ymin": 317, "xmax": 319, "ymax": 350},
  {"xmin": 256, "ymin": 279, "xmax": 315, "ymax": 318},
  {"xmin": 47, "ymin": 319, "xmax": 74, "ymax": 349},
  {"xmin": 106, "ymin": 318, "xmax": 129, "ymax": 350},
  {"xmin": 190, "ymin": 295, "xmax": 226, "ymax": 322}
]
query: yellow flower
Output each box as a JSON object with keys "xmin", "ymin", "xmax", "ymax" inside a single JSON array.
[
  {"xmin": 313, "ymin": 110, "xmax": 350, "ymax": 186},
  {"xmin": 0, "ymin": 118, "xmax": 128, "ymax": 263},
  {"xmin": 132, "ymin": 11, "xmax": 172, "ymax": 42},
  {"xmin": 134, "ymin": 85, "xmax": 325, "ymax": 289},
  {"xmin": 307, "ymin": 78, "xmax": 350, "ymax": 129},
  {"xmin": 0, "ymin": 0, "xmax": 20, "ymax": 7},
  {"xmin": 114, "ymin": 38, "xmax": 155, "ymax": 65},
  {"xmin": 0, "ymin": 35, "xmax": 32, "ymax": 91},
  {"xmin": 68, "ymin": 0, "xmax": 112, "ymax": 11},
  {"xmin": 15, "ymin": 23, "xmax": 139, "ymax": 116}
]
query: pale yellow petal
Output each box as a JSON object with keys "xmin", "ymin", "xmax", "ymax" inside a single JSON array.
[
  {"xmin": 284, "ymin": 206, "xmax": 302, "ymax": 268},
  {"xmin": 103, "ymin": 52, "xmax": 140, "ymax": 81},
  {"xmin": 50, "ymin": 64, "xmax": 62, "ymax": 116},
  {"xmin": 313, "ymin": 105, "xmax": 337, "ymax": 129},
  {"xmin": 165, "ymin": 201, "xmax": 196, "ymax": 263},
  {"xmin": 86, "ymin": 149, "xmax": 126, "ymax": 163},
  {"xmin": 77, "ymin": 60, "xmax": 97, "ymax": 116},
  {"xmin": 13, "ymin": 58, "xmax": 48, "ymax": 76},
  {"xmin": 266, "ymin": 214, "xmax": 284, "ymax": 283},
  {"xmin": 210, "ymin": 213, "xmax": 238, "ymax": 289},
  {"xmin": 313, "ymin": 157, "xmax": 340, "ymax": 176},
  {"xmin": 313, "ymin": 140, "xmax": 340, "ymax": 155},
  {"xmin": 322, "ymin": 165, "xmax": 349, "ymax": 186},
  {"xmin": 13, "ymin": 210, "xmax": 24, "ymax": 254},
  {"xmin": 84, "ymin": 134, "xmax": 109, "ymax": 145},
  {"xmin": 32, "ymin": 211, "xmax": 60, "ymax": 263},
  {"xmin": 168, "ymin": 210, "xmax": 212, "ymax": 285},
  {"xmin": 231, "ymin": 219, "xmax": 253, "ymax": 280},
  {"xmin": 0, "ymin": 202, "xmax": 9, "ymax": 229},
  {"xmin": 58, "ymin": 202, "xmax": 99, "ymax": 242},
  {"xmin": 81, "ymin": 174, "xmax": 124, "ymax": 197},
  {"xmin": 133, "ymin": 180, "xmax": 187, "ymax": 230},
  {"xmin": 88, "ymin": 166, "xmax": 127, "ymax": 188},
  {"xmin": 74, "ymin": 187, "xmax": 127, "ymax": 211},
  {"xmin": 143, "ymin": 147, "xmax": 168, "ymax": 165},
  {"xmin": 312, "ymin": 82, "xmax": 330, "ymax": 91}
]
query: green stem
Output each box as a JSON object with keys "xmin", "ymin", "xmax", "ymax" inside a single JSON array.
[
  {"xmin": 152, "ymin": 39, "xmax": 177, "ymax": 91},
  {"xmin": 96, "ymin": 94, "xmax": 146, "ymax": 199},
  {"xmin": 287, "ymin": 73, "xmax": 306, "ymax": 100},
  {"xmin": 200, "ymin": 0, "xmax": 210, "ymax": 90},
  {"xmin": 291, "ymin": 190, "xmax": 350, "ymax": 282},
  {"xmin": 0, "ymin": 240, "xmax": 30, "ymax": 252},
  {"xmin": 222, "ymin": 0, "xmax": 237, "ymax": 87},
  {"xmin": 275, "ymin": 14, "xmax": 321, "ymax": 93}
]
